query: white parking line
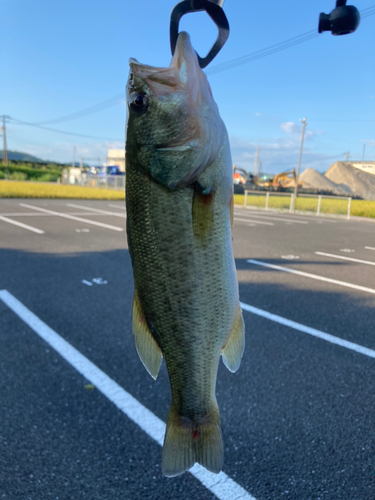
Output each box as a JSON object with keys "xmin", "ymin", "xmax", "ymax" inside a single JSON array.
[
  {"xmin": 67, "ymin": 203, "xmax": 126, "ymax": 218},
  {"xmin": 365, "ymin": 246, "xmax": 375, "ymax": 251},
  {"xmin": 240, "ymin": 302, "xmax": 375, "ymax": 359},
  {"xmin": 0, "ymin": 289, "xmax": 255, "ymax": 500},
  {"xmin": 315, "ymin": 252, "xmax": 375, "ymax": 267},
  {"xmin": 19, "ymin": 204, "xmax": 124, "ymax": 232},
  {"xmin": 0, "ymin": 212, "xmax": 125, "ymax": 218},
  {"xmin": 108, "ymin": 204, "xmax": 126, "ymax": 210},
  {"xmin": 234, "ymin": 217, "xmax": 274, "ymax": 226},
  {"xmin": 234, "ymin": 211, "xmax": 307, "ymax": 225},
  {"xmin": 247, "ymin": 259, "xmax": 375, "ymax": 295},
  {"xmin": 0, "ymin": 215, "xmax": 45, "ymax": 234},
  {"xmin": 235, "ymin": 208, "xmax": 337, "ymax": 223}
]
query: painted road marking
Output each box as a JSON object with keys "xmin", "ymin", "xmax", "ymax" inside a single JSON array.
[
  {"xmin": 108, "ymin": 204, "xmax": 126, "ymax": 210},
  {"xmin": 0, "ymin": 212, "xmax": 123, "ymax": 218},
  {"xmin": 19, "ymin": 204, "xmax": 124, "ymax": 232},
  {"xmin": 67, "ymin": 203, "xmax": 127, "ymax": 218},
  {"xmin": 235, "ymin": 208, "xmax": 337, "ymax": 223},
  {"xmin": 0, "ymin": 215, "xmax": 45, "ymax": 234},
  {"xmin": 240, "ymin": 302, "xmax": 375, "ymax": 359},
  {"xmin": 234, "ymin": 211, "xmax": 307, "ymax": 225},
  {"xmin": 0, "ymin": 290, "xmax": 255, "ymax": 500},
  {"xmin": 315, "ymin": 251, "xmax": 375, "ymax": 267},
  {"xmin": 247, "ymin": 259, "xmax": 375, "ymax": 295},
  {"xmin": 365, "ymin": 246, "xmax": 375, "ymax": 251},
  {"xmin": 340, "ymin": 249, "xmax": 355, "ymax": 253},
  {"xmin": 234, "ymin": 217, "xmax": 274, "ymax": 226}
]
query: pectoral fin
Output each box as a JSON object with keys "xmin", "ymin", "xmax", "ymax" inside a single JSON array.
[
  {"xmin": 192, "ymin": 183, "xmax": 215, "ymax": 243},
  {"xmin": 132, "ymin": 291, "xmax": 162, "ymax": 380},
  {"xmin": 222, "ymin": 306, "xmax": 245, "ymax": 373}
]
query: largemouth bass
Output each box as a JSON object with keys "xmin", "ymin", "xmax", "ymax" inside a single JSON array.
[{"xmin": 125, "ymin": 32, "xmax": 245, "ymax": 477}]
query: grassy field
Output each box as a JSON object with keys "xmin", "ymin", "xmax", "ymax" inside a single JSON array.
[
  {"xmin": 0, "ymin": 181, "xmax": 125, "ymax": 200},
  {"xmin": 234, "ymin": 193, "xmax": 375, "ymax": 219},
  {"xmin": 1, "ymin": 181, "xmax": 374, "ymax": 218}
]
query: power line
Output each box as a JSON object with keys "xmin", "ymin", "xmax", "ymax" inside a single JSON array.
[
  {"xmin": 206, "ymin": 30, "xmax": 318, "ymax": 75},
  {"xmin": 9, "ymin": 117, "xmax": 124, "ymax": 141},
  {"xmin": 35, "ymin": 93, "xmax": 124, "ymax": 125}
]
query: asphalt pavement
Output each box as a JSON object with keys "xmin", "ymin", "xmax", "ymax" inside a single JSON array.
[{"xmin": 0, "ymin": 199, "xmax": 374, "ymax": 500}]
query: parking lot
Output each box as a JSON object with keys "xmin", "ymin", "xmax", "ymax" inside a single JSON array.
[{"xmin": 0, "ymin": 199, "xmax": 374, "ymax": 500}]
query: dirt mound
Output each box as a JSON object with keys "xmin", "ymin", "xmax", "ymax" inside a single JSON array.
[
  {"xmin": 299, "ymin": 167, "xmax": 350, "ymax": 195},
  {"xmin": 325, "ymin": 162, "xmax": 375, "ymax": 200}
]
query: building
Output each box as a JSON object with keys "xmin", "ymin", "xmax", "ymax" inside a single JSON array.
[
  {"xmin": 348, "ymin": 160, "xmax": 375, "ymax": 176},
  {"xmin": 106, "ymin": 149, "xmax": 125, "ymax": 172}
]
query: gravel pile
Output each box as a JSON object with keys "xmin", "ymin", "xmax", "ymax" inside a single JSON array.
[
  {"xmin": 325, "ymin": 162, "xmax": 375, "ymax": 200},
  {"xmin": 299, "ymin": 167, "xmax": 350, "ymax": 195}
]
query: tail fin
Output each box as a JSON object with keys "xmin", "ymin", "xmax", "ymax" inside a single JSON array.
[{"xmin": 162, "ymin": 404, "xmax": 223, "ymax": 477}]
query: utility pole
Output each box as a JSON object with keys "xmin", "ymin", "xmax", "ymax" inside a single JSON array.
[
  {"xmin": 1, "ymin": 115, "xmax": 10, "ymax": 168},
  {"xmin": 362, "ymin": 144, "xmax": 366, "ymax": 161},
  {"xmin": 293, "ymin": 117, "xmax": 307, "ymax": 212},
  {"xmin": 80, "ymin": 157, "xmax": 83, "ymax": 169},
  {"xmin": 344, "ymin": 151, "xmax": 350, "ymax": 161},
  {"xmin": 253, "ymin": 145, "xmax": 259, "ymax": 177},
  {"xmin": 72, "ymin": 146, "xmax": 76, "ymax": 169}
]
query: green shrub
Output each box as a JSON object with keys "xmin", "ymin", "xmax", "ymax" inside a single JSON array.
[
  {"xmin": 36, "ymin": 173, "xmax": 59, "ymax": 182},
  {"xmin": 0, "ymin": 164, "xmax": 61, "ymax": 181},
  {"xmin": 9, "ymin": 171, "xmax": 27, "ymax": 181}
]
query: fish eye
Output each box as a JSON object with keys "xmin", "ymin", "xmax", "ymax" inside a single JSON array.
[{"xmin": 129, "ymin": 92, "xmax": 148, "ymax": 113}]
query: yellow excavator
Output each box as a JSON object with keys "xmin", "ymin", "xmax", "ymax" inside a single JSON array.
[
  {"xmin": 272, "ymin": 169, "xmax": 296, "ymax": 190},
  {"xmin": 233, "ymin": 166, "xmax": 296, "ymax": 191}
]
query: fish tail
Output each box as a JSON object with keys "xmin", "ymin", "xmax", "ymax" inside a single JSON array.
[{"xmin": 162, "ymin": 403, "xmax": 223, "ymax": 477}]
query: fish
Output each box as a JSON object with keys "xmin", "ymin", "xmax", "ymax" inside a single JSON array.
[{"xmin": 125, "ymin": 31, "xmax": 245, "ymax": 477}]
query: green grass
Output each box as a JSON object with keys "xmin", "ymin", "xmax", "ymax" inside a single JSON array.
[
  {"xmin": 0, "ymin": 180, "xmax": 125, "ymax": 199},
  {"xmin": 0, "ymin": 164, "xmax": 62, "ymax": 182},
  {"xmin": 234, "ymin": 193, "xmax": 375, "ymax": 219}
]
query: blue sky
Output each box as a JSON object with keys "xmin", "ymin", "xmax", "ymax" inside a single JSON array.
[{"xmin": 2, "ymin": 0, "xmax": 374, "ymax": 173}]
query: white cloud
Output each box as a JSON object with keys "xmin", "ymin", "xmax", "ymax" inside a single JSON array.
[
  {"xmin": 254, "ymin": 112, "xmax": 263, "ymax": 117},
  {"xmin": 280, "ymin": 122, "xmax": 299, "ymax": 135},
  {"xmin": 280, "ymin": 121, "xmax": 322, "ymax": 141}
]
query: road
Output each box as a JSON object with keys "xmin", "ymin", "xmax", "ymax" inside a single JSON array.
[{"xmin": 0, "ymin": 199, "xmax": 374, "ymax": 500}]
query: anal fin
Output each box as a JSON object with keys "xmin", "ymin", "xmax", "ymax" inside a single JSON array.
[
  {"xmin": 222, "ymin": 305, "xmax": 245, "ymax": 373},
  {"xmin": 133, "ymin": 291, "xmax": 162, "ymax": 380}
]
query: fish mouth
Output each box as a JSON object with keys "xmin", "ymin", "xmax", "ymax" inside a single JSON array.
[{"xmin": 128, "ymin": 32, "xmax": 201, "ymax": 90}]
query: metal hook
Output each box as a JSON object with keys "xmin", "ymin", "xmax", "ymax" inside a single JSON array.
[{"xmin": 170, "ymin": 0, "xmax": 229, "ymax": 69}]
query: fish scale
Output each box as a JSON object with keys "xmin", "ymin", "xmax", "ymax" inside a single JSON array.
[{"xmin": 125, "ymin": 32, "xmax": 245, "ymax": 477}]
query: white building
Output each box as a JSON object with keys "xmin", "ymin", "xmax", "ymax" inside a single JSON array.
[
  {"xmin": 349, "ymin": 161, "xmax": 375, "ymax": 176},
  {"xmin": 106, "ymin": 149, "xmax": 125, "ymax": 172}
]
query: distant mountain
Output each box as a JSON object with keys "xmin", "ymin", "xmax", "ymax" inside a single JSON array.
[{"xmin": 0, "ymin": 150, "xmax": 46, "ymax": 163}]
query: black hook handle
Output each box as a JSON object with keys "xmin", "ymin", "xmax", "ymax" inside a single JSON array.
[{"xmin": 170, "ymin": 0, "xmax": 229, "ymax": 69}]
